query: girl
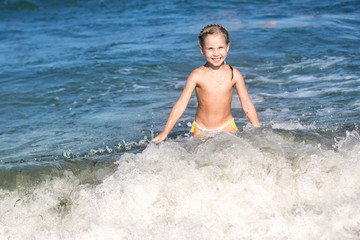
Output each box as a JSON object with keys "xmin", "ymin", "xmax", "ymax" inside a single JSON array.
[{"xmin": 153, "ymin": 24, "xmax": 260, "ymax": 143}]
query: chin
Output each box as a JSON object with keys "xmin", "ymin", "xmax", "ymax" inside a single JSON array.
[{"xmin": 211, "ymin": 61, "xmax": 224, "ymax": 67}]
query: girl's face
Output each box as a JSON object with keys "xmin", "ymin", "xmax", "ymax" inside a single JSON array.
[{"xmin": 200, "ymin": 33, "xmax": 230, "ymax": 68}]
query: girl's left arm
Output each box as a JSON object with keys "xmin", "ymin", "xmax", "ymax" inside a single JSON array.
[{"xmin": 234, "ymin": 69, "xmax": 261, "ymax": 127}]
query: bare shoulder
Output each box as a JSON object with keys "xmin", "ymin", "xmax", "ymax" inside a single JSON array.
[
  {"xmin": 231, "ymin": 66, "xmax": 244, "ymax": 83},
  {"xmin": 187, "ymin": 66, "xmax": 205, "ymax": 85},
  {"xmin": 190, "ymin": 66, "xmax": 205, "ymax": 77}
]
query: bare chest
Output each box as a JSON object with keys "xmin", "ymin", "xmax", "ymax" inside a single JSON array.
[{"xmin": 197, "ymin": 76, "xmax": 234, "ymax": 95}]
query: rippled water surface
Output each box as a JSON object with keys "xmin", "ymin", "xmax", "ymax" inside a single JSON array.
[{"xmin": 0, "ymin": 0, "xmax": 359, "ymax": 239}]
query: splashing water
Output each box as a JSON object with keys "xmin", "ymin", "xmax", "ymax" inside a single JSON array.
[{"xmin": 1, "ymin": 129, "xmax": 360, "ymax": 239}]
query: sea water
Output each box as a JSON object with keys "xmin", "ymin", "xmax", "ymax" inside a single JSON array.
[{"xmin": 1, "ymin": 0, "xmax": 359, "ymax": 239}]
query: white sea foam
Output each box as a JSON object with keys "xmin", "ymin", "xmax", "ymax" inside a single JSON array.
[
  {"xmin": 282, "ymin": 57, "xmax": 346, "ymax": 74},
  {"xmin": 353, "ymin": 100, "xmax": 360, "ymax": 110},
  {"xmin": 132, "ymin": 84, "xmax": 150, "ymax": 91},
  {"xmin": 269, "ymin": 121, "xmax": 317, "ymax": 130},
  {"xmin": 1, "ymin": 130, "xmax": 360, "ymax": 239}
]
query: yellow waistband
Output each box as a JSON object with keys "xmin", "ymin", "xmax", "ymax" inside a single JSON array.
[{"xmin": 190, "ymin": 119, "xmax": 238, "ymax": 133}]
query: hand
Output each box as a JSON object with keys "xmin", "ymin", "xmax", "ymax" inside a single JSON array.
[
  {"xmin": 152, "ymin": 132, "xmax": 168, "ymax": 143},
  {"xmin": 253, "ymin": 122, "xmax": 261, "ymax": 127}
]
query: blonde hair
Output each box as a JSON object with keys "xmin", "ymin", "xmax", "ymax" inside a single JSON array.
[{"xmin": 198, "ymin": 24, "xmax": 230, "ymax": 48}]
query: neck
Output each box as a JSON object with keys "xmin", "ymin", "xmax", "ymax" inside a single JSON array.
[{"xmin": 204, "ymin": 61, "xmax": 225, "ymax": 70}]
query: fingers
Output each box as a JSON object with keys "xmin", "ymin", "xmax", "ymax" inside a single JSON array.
[
  {"xmin": 152, "ymin": 134, "xmax": 166, "ymax": 143},
  {"xmin": 152, "ymin": 136, "xmax": 159, "ymax": 143},
  {"xmin": 253, "ymin": 123, "xmax": 261, "ymax": 127}
]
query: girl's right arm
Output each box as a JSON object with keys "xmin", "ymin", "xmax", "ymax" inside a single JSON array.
[{"xmin": 152, "ymin": 71, "xmax": 198, "ymax": 143}]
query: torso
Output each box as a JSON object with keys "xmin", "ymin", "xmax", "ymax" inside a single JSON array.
[{"xmin": 194, "ymin": 63, "xmax": 235, "ymax": 130}]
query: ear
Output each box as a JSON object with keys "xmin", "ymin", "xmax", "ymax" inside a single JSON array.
[
  {"xmin": 199, "ymin": 45, "xmax": 204, "ymax": 55},
  {"xmin": 226, "ymin": 42, "xmax": 230, "ymax": 52}
]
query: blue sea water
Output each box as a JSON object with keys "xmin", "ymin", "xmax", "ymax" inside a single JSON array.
[{"xmin": 0, "ymin": 0, "xmax": 360, "ymax": 239}]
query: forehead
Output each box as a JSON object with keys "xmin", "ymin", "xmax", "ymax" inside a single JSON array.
[{"xmin": 203, "ymin": 33, "xmax": 227, "ymax": 46}]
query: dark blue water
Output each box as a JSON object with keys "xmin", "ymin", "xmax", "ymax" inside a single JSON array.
[{"xmin": 1, "ymin": 0, "xmax": 360, "ymax": 239}]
